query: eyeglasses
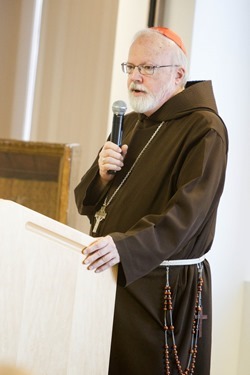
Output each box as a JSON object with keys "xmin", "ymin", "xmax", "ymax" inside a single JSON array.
[{"xmin": 121, "ymin": 62, "xmax": 180, "ymax": 76}]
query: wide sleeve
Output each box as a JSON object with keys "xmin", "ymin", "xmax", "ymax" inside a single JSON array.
[
  {"xmin": 110, "ymin": 128, "xmax": 228, "ymax": 286},
  {"xmin": 74, "ymin": 157, "xmax": 111, "ymax": 218}
]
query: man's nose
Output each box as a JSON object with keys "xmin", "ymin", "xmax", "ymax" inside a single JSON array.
[{"xmin": 129, "ymin": 66, "xmax": 143, "ymax": 81}]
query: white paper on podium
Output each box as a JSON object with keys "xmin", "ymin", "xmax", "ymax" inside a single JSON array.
[{"xmin": 0, "ymin": 199, "xmax": 117, "ymax": 375}]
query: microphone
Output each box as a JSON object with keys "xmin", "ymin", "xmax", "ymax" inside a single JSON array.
[
  {"xmin": 108, "ymin": 100, "xmax": 127, "ymax": 174},
  {"xmin": 110, "ymin": 100, "xmax": 127, "ymax": 145}
]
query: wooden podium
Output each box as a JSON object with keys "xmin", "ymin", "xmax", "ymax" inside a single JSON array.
[{"xmin": 0, "ymin": 199, "xmax": 117, "ymax": 375}]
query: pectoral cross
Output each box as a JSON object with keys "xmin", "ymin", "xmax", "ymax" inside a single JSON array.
[
  {"xmin": 92, "ymin": 204, "xmax": 107, "ymax": 233},
  {"xmin": 195, "ymin": 308, "xmax": 208, "ymax": 338}
]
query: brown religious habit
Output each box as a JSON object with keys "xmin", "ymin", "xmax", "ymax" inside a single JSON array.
[{"xmin": 74, "ymin": 80, "xmax": 228, "ymax": 375}]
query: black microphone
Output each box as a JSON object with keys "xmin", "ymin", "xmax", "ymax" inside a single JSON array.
[
  {"xmin": 108, "ymin": 100, "xmax": 127, "ymax": 174},
  {"xmin": 110, "ymin": 100, "xmax": 127, "ymax": 145}
]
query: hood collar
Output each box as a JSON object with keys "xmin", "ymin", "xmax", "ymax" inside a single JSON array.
[{"xmin": 137, "ymin": 81, "xmax": 218, "ymax": 124}]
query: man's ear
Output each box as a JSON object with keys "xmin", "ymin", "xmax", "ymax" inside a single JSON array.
[{"xmin": 175, "ymin": 67, "xmax": 186, "ymax": 85}]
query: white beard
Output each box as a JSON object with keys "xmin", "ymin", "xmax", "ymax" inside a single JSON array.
[
  {"xmin": 128, "ymin": 92, "xmax": 156, "ymax": 114},
  {"xmin": 128, "ymin": 80, "xmax": 175, "ymax": 114},
  {"xmin": 128, "ymin": 83, "xmax": 156, "ymax": 113}
]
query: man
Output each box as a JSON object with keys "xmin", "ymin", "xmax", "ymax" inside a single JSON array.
[{"xmin": 75, "ymin": 27, "xmax": 228, "ymax": 375}]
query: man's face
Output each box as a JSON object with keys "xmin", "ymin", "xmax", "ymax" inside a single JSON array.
[{"xmin": 127, "ymin": 35, "xmax": 179, "ymax": 116}]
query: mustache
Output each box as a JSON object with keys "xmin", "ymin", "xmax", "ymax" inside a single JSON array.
[{"xmin": 129, "ymin": 82, "xmax": 148, "ymax": 93}]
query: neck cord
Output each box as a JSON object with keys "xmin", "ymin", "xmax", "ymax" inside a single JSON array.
[
  {"xmin": 104, "ymin": 120, "xmax": 165, "ymax": 207},
  {"xmin": 92, "ymin": 120, "xmax": 165, "ymax": 233}
]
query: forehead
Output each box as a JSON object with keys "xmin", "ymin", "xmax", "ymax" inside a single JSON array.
[{"xmin": 128, "ymin": 34, "xmax": 173, "ymax": 63}]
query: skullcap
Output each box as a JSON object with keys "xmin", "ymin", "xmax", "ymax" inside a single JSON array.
[{"xmin": 150, "ymin": 26, "xmax": 187, "ymax": 55}]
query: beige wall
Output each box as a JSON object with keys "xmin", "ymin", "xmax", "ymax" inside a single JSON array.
[
  {"xmin": 32, "ymin": 0, "xmax": 119, "ymax": 161},
  {"xmin": 0, "ymin": 0, "xmax": 37, "ymax": 140},
  {"xmin": 0, "ymin": 0, "xmax": 120, "ymax": 232},
  {"xmin": 0, "ymin": 0, "xmax": 22, "ymax": 138},
  {"xmin": 31, "ymin": 0, "xmax": 120, "ymax": 231}
]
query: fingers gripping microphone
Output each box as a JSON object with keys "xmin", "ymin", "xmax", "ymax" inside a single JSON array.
[
  {"xmin": 110, "ymin": 100, "xmax": 127, "ymax": 146},
  {"xmin": 108, "ymin": 100, "xmax": 127, "ymax": 174}
]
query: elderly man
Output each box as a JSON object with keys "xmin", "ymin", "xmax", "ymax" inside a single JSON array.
[{"xmin": 75, "ymin": 27, "xmax": 228, "ymax": 375}]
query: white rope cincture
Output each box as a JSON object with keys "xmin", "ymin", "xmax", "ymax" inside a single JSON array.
[{"xmin": 160, "ymin": 254, "xmax": 207, "ymax": 267}]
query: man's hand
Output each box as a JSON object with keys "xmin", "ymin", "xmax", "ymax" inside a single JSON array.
[
  {"xmin": 82, "ymin": 235, "xmax": 120, "ymax": 273},
  {"xmin": 98, "ymin": 141, "xmax": 128, "ymax": 182}
]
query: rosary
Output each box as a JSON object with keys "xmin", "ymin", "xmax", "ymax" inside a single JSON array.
[{"xmin": 92, "ymin": 121, "xmax": 165, "ymax": 234}]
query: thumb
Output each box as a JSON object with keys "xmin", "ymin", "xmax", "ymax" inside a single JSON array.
[{"xmin": 121, "ymin": 144, "xmax": 128, "ymax": 157}]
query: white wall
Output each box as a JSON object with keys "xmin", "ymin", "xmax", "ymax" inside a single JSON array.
[
  {"xmin": 189, "ymin": 0, "xmax": 250, "ymax": 374},
  {"xmin": 162, "ymin": 0, "xmax": 195, "ymax": 61}
]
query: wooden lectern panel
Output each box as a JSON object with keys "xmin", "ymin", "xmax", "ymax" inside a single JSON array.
[
  {"xmin": 0, "ymin": 200, "xmax": 117, "ymax": 375},
  {"xmin": 0, "ymin": 139, "xmax": 80, "ymax": 225}
]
